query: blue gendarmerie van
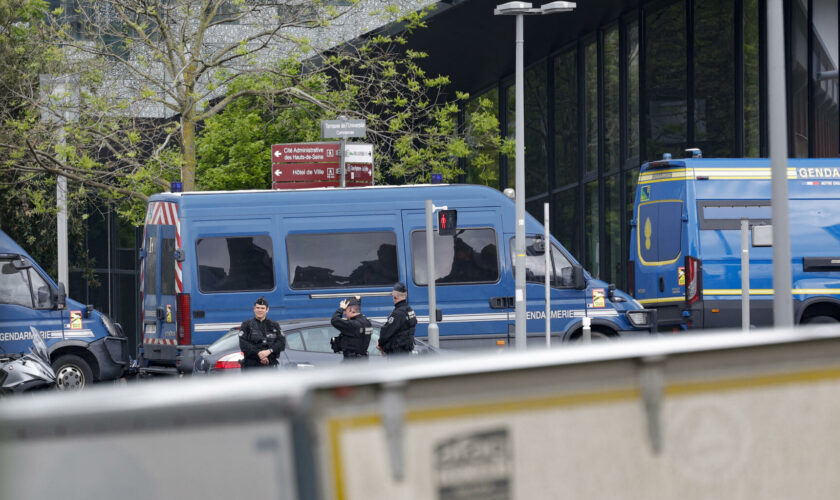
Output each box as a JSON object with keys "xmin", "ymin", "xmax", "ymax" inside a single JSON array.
[
  {"xmin": 0, "ymin": 229, "xmax": 128, "ymax": 389},
  {"xmin": 630, "ymin": 155, "xmax": 840, "ymax": 330},
  {"xmin": 140, "ymin": 184, "xmax": 654, "ymax": 373}
]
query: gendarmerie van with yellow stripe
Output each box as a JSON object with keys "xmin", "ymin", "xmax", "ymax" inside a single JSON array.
[
  {"xmin": 139, "ymin": 184, "xmax": 655, "ymax": 373},
  {"xmin": 629, "ymin": 152, "xmax": 840, "ymax": 330}
]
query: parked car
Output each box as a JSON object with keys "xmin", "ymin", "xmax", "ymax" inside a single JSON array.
[{"xmin": 193, "ymin": 318, "xmax": 440, "ymax": 374}]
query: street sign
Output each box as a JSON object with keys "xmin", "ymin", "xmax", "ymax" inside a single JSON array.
[
  {"xmin": 272, "ymin": 163, "xmax": 372, "ymax": 183},
  {"xmin": 271, "ymin": 141, "xmax": 374, "ymax": 189},
  {"xmin": 321, "ymin": 119, "xmax": 366, "ymax": 139},
  {"xmin": 273, "ymin": 163, "xmax": 340, "ymax": 182},
  {"xmin": 345, "ymin": 144, "xmax": 373, "ymax": 164},
  {"xmin": 272, "ymin": 143, "xmax": 338, "ymax": 163}
]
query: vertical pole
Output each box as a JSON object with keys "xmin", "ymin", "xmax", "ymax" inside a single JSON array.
[
  {"xmin": 544, "ymin": 203, "xmax": 551, "ymax": 347},
  {"xmin": 514, "ymin": 13, "xmax": 527, "ymax": 350},
  {"xmin": 57, "ymin": 174, "xmax": 68, "ymax": 291},
  {"xmin": 741, "ymin": 218, "xmax": 750, "ymax": 331},
  {"xmin": 767, "ymin": 0, "xmax": 793, "ymax": 327},
  {"xmin": 339, "ymin": 137, "xmax": 346, "ymax": 188},
  {"xmin": 425, "ymin": 200, "xmax": 439, "ymax": 348},
  {"xmin": 56, "ymin": 74, "xmax": 69, "ymax": 292}
]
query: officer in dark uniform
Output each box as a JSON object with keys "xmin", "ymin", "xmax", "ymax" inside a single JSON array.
[
  {"xmin": 377, "ymin": 282, "xmax": 417, "ymax": 355},
  {"xmin": 239, "ymin": 296, "xmax": 285, "ymax": 369},
  {"xmin": 330, "ymin": 296, "xmax": 373, "ymax": 360}
]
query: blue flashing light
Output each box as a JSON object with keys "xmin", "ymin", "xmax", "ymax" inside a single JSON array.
[
  {"xmin": 662, "ymin": 153, "xmax": 672, "ymax": 160},
  {"xmin": 171, "ymin": 181, "xmax": 183, "ymax": 193},
  {"xmin": 431, "ymin": 173, "xmax": 443, "ymax": 184}
]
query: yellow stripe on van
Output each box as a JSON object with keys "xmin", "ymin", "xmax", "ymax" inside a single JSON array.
[
  {"xmin": 704, "ymin": 288, "xmax": 840, "ymax": 296},
  {"xmin": 639, "ymin": 167, "xmax": 798, "ymax": 184},
  {"xmin": 327, "ymin": 366, "xmax": 840, "ymax": 499},
  {"xmin": 637, "ymin": 296, "xmax": 684, "ymax": 304}
]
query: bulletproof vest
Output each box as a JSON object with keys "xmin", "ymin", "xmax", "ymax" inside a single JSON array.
[
  {"xmin": 387, "ymin": 302, "xmax": 417, "ymax": 352},
  {"xmin": 342, "ymin": 314, "xmax": 373, "ymax": 355}
]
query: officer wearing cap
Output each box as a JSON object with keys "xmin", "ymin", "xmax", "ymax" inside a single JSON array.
[
  {"xmin": 239, "ymin": 296, "xmax": 285, "ymax": 369},
  {"xmin": 330, "ymin": 296, "xmax": 373, "ymax": 360},
  {"xmin": 377, "ymin": 282, "xmax": 417, "ymax": 355}
]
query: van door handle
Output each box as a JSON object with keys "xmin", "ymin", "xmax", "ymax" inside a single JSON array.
[
  {"xmin": 489, "ymin": 297, "xmax": 515, "ymax": 309},
  {"xmin": 658, "ymin": 277, "xmax": 665, "ymax": 293}
]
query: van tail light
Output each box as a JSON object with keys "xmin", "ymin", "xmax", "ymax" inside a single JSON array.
[
  {"xmin": 628, "ymin": 261, "xmax": 635, "ymax": 297},
  {"xmin": 685, "ymin": 256, "xmax": 702, "ymax": 305},
  {"xmin": 176, "ymin": 293, "xmax": 192, "ymax": 345},
  {"xmin": 214, "ymin": 352, "xmax": 243, "ymax": 370}
]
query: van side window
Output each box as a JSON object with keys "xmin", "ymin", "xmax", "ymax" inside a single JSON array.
[
  {"xmin": 0, "ymin": 259, "xmax": 51, "ymax": 309},
  {"xmin": 144, "ymin": 236, "xmax": 157, "ymax": 295},
  {"xmin": 196, "ymin": 235, "xmax": 274, "ymax": 292},
  {"xmin": 411, "ymin": 229, "xmax": 499, "ymax": 285},
  {"xmin": 509, "ymin": 238, "xmax": 575, "ymax": 287},
  {"xmin": 0, "ymin": 259, "xmax": 35, "ymax": 307},
  {"xmin": 698, "ymin": 200, "xmax": 771, "ymax": 230},
  {"xmin": 160, "ymin": 238, "xmax": 176, "ymax": 295},
  {"xmin": 286, "ymin": 232, "xmax": 398, "ymax": 289},
  {"xmin": 552, "ymin": 245, "xmax": 575, "ymax": 287}
]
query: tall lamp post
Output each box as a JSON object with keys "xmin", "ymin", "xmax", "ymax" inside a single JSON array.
[{"xmin": 495, "ymin": 1, "xmax": 575, "ymax": 350}]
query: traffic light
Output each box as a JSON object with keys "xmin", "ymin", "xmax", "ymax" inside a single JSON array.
[{"xmin": 438, "ymin": 209, "xmax": 457, "ymax": 235}]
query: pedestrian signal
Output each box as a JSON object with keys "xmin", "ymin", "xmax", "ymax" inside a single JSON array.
[{"xmin": 438, "ymin": 210, "xmax": 457, "ymax": 235}]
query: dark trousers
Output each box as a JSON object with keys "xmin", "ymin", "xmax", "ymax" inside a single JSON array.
[{"xmin": 342, "ymin": 353, "xmax": 368, "ymax": 362}]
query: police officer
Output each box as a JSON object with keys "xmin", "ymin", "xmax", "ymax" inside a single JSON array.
[
  {"xmin": 330, "ymin": 296, "xmax": 373, "ymax": 360},
  {"xmin": 377, "ymin": 282, "xmax": 417, "ymax": 355},
  {"xmin": 239, "ymin": 296, "xmax": 285, "ymax": 369}
]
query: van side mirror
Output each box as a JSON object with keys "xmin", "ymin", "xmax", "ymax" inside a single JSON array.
[
  {"xmin": 54, "ymin": 282, "xmax": 67, "ymax": 310},
  {"xmin": 572, "ymin": 266, "xmax": 586, "ymax": 290},
  {"xmin": 11, "ymin": 258, "xmax": 31, "ymax": 270},
  {"xmin": 532, "ymin": 236, "xmax": 545, "ymax": 253}
]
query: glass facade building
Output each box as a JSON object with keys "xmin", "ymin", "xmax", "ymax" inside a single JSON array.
[
  {"xmin": 60, "ymin": 0, "xmax": 838, "ymax": 351},
  {"xmin": 458, "ymin": 0, "xmax": 839, "ymax": 291}
]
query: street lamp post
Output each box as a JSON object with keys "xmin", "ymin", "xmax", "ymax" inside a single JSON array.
[{"xmin": 495, "ymin": 1, "xmax": 575, "ymax": 350}]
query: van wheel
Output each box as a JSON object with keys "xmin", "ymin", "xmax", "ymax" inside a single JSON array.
[
  {"xmin": 53, "ymin": 355, "xmax": 93, "ymax": 391},
  {"xmin": 803, "ymin": 315, "xmax": 839, "ymax": 324},
  {"xmin": 570, "ymin": 330, "xmax": 612, "ymax": 342}
]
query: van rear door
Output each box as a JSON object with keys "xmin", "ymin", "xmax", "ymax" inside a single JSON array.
[
  {"xmin": 401, "ymin": 208, "xmax": 508, "ymax": 345},
  {"xmin": 635, "ymin": 198, "xmax": 685, "ymax": 309},
  {"xmin": 141, "ymin": 223, "xmax": 178, "ymax": 361}
]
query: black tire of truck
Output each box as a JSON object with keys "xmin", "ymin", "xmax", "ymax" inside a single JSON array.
[
  {"xmin": 802, "ymin": 315, "xmax": 839, "ymax": 324},
  {"xmin": 53, "ymin": 354, "xmax": 93, "ymax": 391}
]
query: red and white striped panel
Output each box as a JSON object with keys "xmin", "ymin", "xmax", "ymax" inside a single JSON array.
[
  {"xmin": 143, "ymin": 201, "xmax": 183, "ymax": 293},
  {"xmin": 143, "ymin": 336, "xmax": 177, "ymax": 345}
]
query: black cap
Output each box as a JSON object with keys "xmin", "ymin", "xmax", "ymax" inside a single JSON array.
[
  {"xmin": 346, "ymin": 297, "xmax": 361, "ymax": 308},
  {"xmin": 392, "ymin": 282, "xmax": 407, "ymax": 293}
]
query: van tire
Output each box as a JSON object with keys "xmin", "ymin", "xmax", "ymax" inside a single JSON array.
[
  {"xmin": 53, "ymin": 354, "xmax": 93, "ymax": 391},
  {"xmin": 569, "ymin": 329, "xmax": 613, "ymax": 342},
  {"xmin": 802, "ymin": 315, "xmax": 839, "ymax": 324}
]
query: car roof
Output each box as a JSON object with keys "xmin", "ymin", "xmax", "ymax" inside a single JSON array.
[{"xmin": 269, "ymin": 318, "xmax": 384, "ymax": 329}]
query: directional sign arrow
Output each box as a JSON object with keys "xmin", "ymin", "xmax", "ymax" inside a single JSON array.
[
  {"xmin": 274, "ymin": 169, "xmax": 282, "ymax": 176},
  {"xmin": 274, "ymin": 150, "xmax": 281, "ymax": 157}
]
